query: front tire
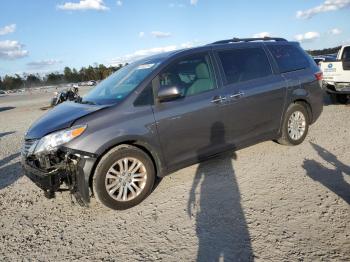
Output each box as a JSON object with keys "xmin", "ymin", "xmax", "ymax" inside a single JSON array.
[
  {"xmin": 93, "ymin": 145, "xmax": 155, "ymax": 210},
  {"xmin": 277, "ymin": 103, "xmax": 309, "ymax": 146}
]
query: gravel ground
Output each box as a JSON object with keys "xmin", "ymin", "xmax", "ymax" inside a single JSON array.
[{"xmin": 0, "ymin": 90, "xmax": 349, "ymax": 261}]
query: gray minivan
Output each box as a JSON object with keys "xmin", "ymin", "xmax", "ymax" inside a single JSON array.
[{"xmin": 21, "ymin": 37, "xmax": 323, "ymax": 210}]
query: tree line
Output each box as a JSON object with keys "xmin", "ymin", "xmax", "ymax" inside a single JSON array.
[
  {"xmin": 306, "ymin": 46, "xmax": 341, "ymax": 56},
  {"xmin": 0, "ymin": 64, "xmax": 124, "ymax": 91}
]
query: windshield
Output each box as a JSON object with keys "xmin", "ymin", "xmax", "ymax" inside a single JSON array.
[{"xmin": 83, "ymin": 59, "xmax": 160, "ymax": 105}]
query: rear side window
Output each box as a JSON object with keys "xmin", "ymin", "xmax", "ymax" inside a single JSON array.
[
  {"xmin": 218, "ymin": 48, "xmax": 272, "ymax": 84},
  {"xmin": 268, "ymin": 44, "xmax": 310, "ymax": 73}
]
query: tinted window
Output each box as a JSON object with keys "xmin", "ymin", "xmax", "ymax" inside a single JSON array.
[
  {"xmin": 218, "ymin": 48, "xmax": 272, "ymax": 84},
  {"xmin": 268, "ymin": 44, "xmax": 310, "ymax": 73},
  {"xmin": 158, "ymin": 53, "xmax": 215, "ymax": 97},
  {"xmin": 341, "ymin": 46, "xmax": 350, "ymax": 61}
]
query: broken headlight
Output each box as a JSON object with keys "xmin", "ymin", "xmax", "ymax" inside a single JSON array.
[{"xmin": 34, "ymin": 125, "xmax": 87, "ymax": 154}]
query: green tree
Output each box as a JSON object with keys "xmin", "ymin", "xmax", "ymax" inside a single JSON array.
[
  {"xmin": 307, "ymin": 46, "xmax": 341, "ymax": 56},
  {"xmin": 26, "ymin": 74, "xmax": 42, "ymax": 87},
  {"xmin": 2, "ymin": 75, "xmax": 23, "ymax": 90},
  {"xmin": 71, "ymin": 68, "xmax": 80, "ymax": 82},
  {"xmin": 46, "ymin": 72, "xmax": 64, "ymax": 85},
  {"xmin": 63, "ymin": 66, "xmax": 73, "ymax": 82}
]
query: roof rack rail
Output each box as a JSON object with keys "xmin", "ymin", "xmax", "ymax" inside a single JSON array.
[{"xmin": 211, "ymin": 37, "xmax": 287, "ymax": 45}]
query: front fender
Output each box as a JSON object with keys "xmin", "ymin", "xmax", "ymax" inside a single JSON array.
[{"xmin": 94, "ymin": 135, "xmax": 166, "ymax": 177}]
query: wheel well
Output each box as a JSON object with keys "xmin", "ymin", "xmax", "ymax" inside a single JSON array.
[
  {"xmin": 88, "ymin": 141, "xmax": 159, "ymax": 190},
  {"xmin": 293, "ymin": 99, "xmax": 312, "ymax": 124}
]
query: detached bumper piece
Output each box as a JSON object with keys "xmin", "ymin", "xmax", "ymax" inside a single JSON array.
[{"xmin": 21, "ymin": 145, "xmax": 96, "ymax": 206}]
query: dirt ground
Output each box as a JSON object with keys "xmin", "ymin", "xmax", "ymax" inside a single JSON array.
[{"xmin": 0, "ymin": 90, "xmax": 349, "ymax": 261}]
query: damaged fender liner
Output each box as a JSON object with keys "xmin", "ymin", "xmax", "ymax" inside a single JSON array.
[{"xmin": 21, "ymin": 147, "xmax": 97, "ymax": 206}]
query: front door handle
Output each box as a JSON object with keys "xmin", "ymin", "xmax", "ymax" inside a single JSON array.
[
  {"xmin": 230, "ymin": 91, "xmax": 244, "ymax": 99},
  {"xmin": 211, "ymin": 95, "xmax": 226, "ymax": 103}
]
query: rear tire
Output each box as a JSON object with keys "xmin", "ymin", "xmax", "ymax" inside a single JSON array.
[
  {"xmin": 277, "ymin": 103, "xmax": 309, "ymax": 146},
  {"xmin": 93, "ymin": 145, "xmax": 155, "ymax": 210}
]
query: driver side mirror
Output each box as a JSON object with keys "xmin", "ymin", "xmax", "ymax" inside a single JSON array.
[{"xmin": 157, "ymin": 86, "xmax": 182, "ymax": 102}]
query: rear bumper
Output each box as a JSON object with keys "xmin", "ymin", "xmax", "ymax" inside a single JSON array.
[
  {"xmin": 323, "ymin": 82, "xmax": 350, "ymax": 95},
  {"xmin": 21, "ymin": 147, "xmax": 97, "ymax": 205}
]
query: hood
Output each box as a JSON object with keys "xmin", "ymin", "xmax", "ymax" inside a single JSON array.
[{"xmin": 25, "ymin": 102, "xmax": 108, "ymax": 139}]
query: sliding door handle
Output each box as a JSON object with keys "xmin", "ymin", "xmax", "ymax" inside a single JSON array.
[
  {"xmin": 230, "ymin": 91, "xmax": 244, "ymax": 99},
  {"xmin": 211, "ymin": 95, "xmax": 226, "ymax": 103}
]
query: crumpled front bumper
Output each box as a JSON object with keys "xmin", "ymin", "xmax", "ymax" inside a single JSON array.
[{"xmin": 21, "ymin": 146, "xmax": 97, "ymax": 205}]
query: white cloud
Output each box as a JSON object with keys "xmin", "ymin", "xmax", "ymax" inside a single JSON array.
[
  {"xmin": 0, "ymin": 40, "xmax": 28, "ymax": 60},
  {"xmin": 57, "ymin": 0, "xmax": 109, "ymax": 11},
  {"xmin": 151, "ymin": 31, "xmax": 172, "ymax": 38},
  {"xmin": 169, "ymin": 3, "xmax": 185, "ymax": 8},
  {"xmin": 294, "ymin": 32, "xmax": 320, "ymax": 42},
  {"xmin": 0, "ymin": 24, "xmax": 16, "ymax": 36},
  {"xmin": 190, "ymin": 0, "xmax": 198, "ymax": 5},
  {"xmin": 27, "ymin": 59, "xmax": 62, "ymax": 69},
  {"xmin": 329, "ymin": 28, "xmax": 342, "ymax": 35},
  {"xmin": 181, "ymin": 40, "xmax": 201, "ymax": 49},
  {"xmin": 296, "ymin": 0, "xmax": 350, "ymax": 19},
  {"xmin": 109, "ymin": 41, "xmax": 200, "ymax": 66},
  {"xmin": 139, "ymin": 32, "xmax": 145, "ymax": 38},
  {"xmin": 252, "ymin": 32, "xmax": 271, "ymax": 38},
  {"xmin": 109, "ymin": 45, "xmax": 177, "ymax": 65},
  {"xmin": 116, "ymin": 0, "xmax": 122, "ymax": 6}
]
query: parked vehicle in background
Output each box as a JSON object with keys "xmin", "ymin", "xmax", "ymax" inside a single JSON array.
[
  {"xmin": 320, "ymin": 45, "xmax": 350, "ymax": 104},
  {"xmin": 0, "ymin": 90, "xmax": 6, "ymax": 96},
  {"xmin": 22, "ymin": 37, "xmax": 323, "ymax": 210},
  {"xmin": 313, "ymin": 56, "xmax": 325, "ymax": 66},
  {"xmin": 50, "ymin": 87, "xmax": 80, "ymax": 106},
  {"xmin": 87, "ymin": 80, "xmax": 97, "ymax": 86}
]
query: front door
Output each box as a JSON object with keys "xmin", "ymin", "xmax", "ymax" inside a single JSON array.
[{"xmin": 152, "ymin": 52, "xmax": 225, "ymax": 171}]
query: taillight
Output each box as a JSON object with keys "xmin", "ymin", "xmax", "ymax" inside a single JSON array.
[{"xmin": 315, "ymin": 71, "xmax": 323, "ymax": 81}]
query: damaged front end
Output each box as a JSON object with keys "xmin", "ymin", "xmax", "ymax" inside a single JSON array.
[{"xmin": 21, "ymin": 126, "xmax": 97, "ymax": 206}]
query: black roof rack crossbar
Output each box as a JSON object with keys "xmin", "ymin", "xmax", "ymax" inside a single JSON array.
[{"xmin": 211, "ymin": 37, "xmax": 287, "ymax": 45}]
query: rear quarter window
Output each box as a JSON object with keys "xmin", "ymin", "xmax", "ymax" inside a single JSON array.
[{"xmin": 268, "ymin": 44, "xmax": 310, "ymax": 73}]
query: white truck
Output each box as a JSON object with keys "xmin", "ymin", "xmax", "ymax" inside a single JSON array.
[{"xmin": 320, "ymin": 45, "xmax": 350, "ymax": 104}]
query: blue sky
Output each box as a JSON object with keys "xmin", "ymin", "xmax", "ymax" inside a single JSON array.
[{"xmin": 0, "ymin": 0, "xmax": 349, "ymax": 76}]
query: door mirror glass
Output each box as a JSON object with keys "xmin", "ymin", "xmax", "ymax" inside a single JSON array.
[{"xmin": 157, "ymin": 86, "xmax": 182, "ymax": 102}]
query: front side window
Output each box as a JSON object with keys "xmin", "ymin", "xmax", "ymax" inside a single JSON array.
[
  {"xmin": 268, "ymin": 44, "xmax": 310, "ymax": 73},
  {"xmin": 83, "ymin": 59, "xmax": 161, "ymax": 105},
  {"xmin": 218, "ymin": 48, "xmax": 272, "ymax": 84},
  {"xmin": 158, "ymin": 53, "xmax": 215, "ymax": 97}
]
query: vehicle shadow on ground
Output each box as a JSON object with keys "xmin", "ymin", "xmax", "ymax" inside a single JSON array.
[
  {"xmin": 302, "ymin": 142, "xmax": 350, "ymax": 204},
  {"xmin": 0, "ymin": 131, "xmax": 16, "ymax": 139},
  {"xmin": 323, "ymin": 92, "xmax": 349, "ymax": 106},
  {"xmin": 0, "ymin": 106, "xmax": 16, "ymax": 112},
  {"xmin": 188, "ymin": 122, "xmax": 253, "ymax": 261},
  {"xmin": 0, "ymin": 152, "xmax": 23, "ymax": 191}
]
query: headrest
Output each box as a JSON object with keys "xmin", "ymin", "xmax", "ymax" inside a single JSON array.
[{"xmin": 195, "ymin": 63, "xmax": 210, "ymax": 79}]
